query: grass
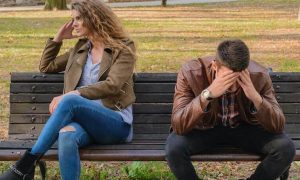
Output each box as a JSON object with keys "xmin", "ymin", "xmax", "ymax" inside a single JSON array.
[{"xmin": 0, "ymin": 0, "xmax": 300, "ymax": 179}]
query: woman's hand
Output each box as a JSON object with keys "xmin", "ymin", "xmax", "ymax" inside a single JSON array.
[
  {"xmin": 53, "ymin": 20, "xmax": 78, "ymax": 42},
  {"xmin": 49, "ymin": 95, "xmax": 63, "ymax": 114},
  {"xmin": 49, "ymin": 90, "xmax": 80, "ymax": 114}
]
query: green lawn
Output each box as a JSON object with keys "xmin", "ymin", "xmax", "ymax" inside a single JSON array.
[{"xmin": 0, "ymin": 0, "xmax": 300, "ymax": 179}]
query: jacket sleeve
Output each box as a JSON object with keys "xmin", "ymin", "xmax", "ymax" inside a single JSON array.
[
  {"xmin": 39, "ymin": 38, "xmax": 70, "ymax": 73},
  {"xmin": 171, "ymin": 67, "xmax": 210, "ymax": 135},
  {"xmin": 253, "ymin": 73, "xmax": 285, "ymax": 133},
  {"xmin": 77, "ymin": 41, "xmax": 136, "ymax": 99}
]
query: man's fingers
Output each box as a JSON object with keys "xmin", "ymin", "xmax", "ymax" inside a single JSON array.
[
  {"xmin": 222, "ymin": 72, "xmax": 239, "ymax": 81},
  {"xmin": 244, "ymin": 69, "xmax": 250, "ymax": 75},
  {"xmin": 223, "ymin": 74, "xmax": 239, "ymax": 85},
  {"xmin": 220, "ymin": 70, "xmax": 234, "ymax": 78},
  {"xmin": 239, "ymin": 71, "xmax": 251, "ymax": 84},
  {"xmin": 223, "ymin": 80, "xmax": 237, "ymax": 91},
  {"xmin": 237, "ymin": 78, "xmax": 245, "ymax": 88}
]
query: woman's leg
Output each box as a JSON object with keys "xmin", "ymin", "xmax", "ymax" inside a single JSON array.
[
  {"xmin": 58, "ymin": 122, "xmax": 91, "ymax": 180},
  {"xmin": 31, "ymin": 94, "xmax": 82, "ymax": 155},
  {"xmin": 30, "ymin": 94, "xmax": 130, "ymax": 179},
  {"xmin": 31, "ymin": 93, "xmax": 130, "ymax": 154},
  {"xmin": 65, "ymin": 96, "xmax": 130, "ymax": 144}
]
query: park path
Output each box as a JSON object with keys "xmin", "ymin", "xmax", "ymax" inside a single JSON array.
[{"xmin": 0, "ymin": 0, "xmax": 236, "ymax": 12}]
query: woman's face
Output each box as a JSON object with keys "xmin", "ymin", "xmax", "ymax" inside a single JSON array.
[{"xmin": 71, "ymin": 10, "xmax": 89, "ymax": 37}]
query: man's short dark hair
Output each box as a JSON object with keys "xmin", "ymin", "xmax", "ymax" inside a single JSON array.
[{"xmin": 216, "ymin": 39, "xmax": 250, "ymax": 72}]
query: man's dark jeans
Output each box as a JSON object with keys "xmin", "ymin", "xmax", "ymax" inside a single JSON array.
[{"xmin": 165, "ymin": 124, "xmax": 295, "ymax": 180}]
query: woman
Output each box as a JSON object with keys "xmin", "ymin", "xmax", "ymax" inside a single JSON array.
[{"xmin": 0, "ymin": 0, "xmax": 136, "ymax": 179}]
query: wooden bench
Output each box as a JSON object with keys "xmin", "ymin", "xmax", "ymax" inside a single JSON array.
[{"xmin": 0, "ymin": 72, "xmax": 299, "ymax": 164}]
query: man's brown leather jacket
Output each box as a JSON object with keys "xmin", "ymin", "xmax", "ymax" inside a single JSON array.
[{"xmin": 171, "ymin": 56, "xmax": 285, "ymax": 135}]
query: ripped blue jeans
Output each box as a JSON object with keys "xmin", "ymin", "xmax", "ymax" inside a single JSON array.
[{"xmin": 31, "ymin": 94, "xmax": 130, "ymax": 180}]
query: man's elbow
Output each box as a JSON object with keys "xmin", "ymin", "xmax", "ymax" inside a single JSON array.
[
  {"xmin": 265, "ymin": 118, "xmax": 285, "ymax": 134},
  {"xmin": 171, "ymin": 115, "xmax": 188, "ymax": 135}
]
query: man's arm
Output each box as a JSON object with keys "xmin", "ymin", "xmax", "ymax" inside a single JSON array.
[
  {"xmin": 253, "ymin": 73, "xmax": 285, "ymax": 133},
  {"xmin": 238, "ymin": 70, "xmax": 285, "ymax": 133},
  {"xmin": 171, "ymin": 69, "xmax": 209, "ymax": 135}
]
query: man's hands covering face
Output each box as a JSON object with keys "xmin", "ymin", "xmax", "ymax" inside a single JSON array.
[
  {"xmin": 207, "ymin": 70, "xmax": 239, "ymax": 98},
  {"xmin": 237, "ymin": 69, "xmax": 263, "ymax": 110},
  {"xmin": 207, "ymin": 68, "xmax": 262, "ymax": 110}
]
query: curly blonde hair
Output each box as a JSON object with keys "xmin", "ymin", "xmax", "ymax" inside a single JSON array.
[{"xmin": 71, "ymin": 0, "xmax": 133, "ymax": 54}]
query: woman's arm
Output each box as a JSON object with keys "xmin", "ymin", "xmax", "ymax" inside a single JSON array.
[
  {"xmin": 39, "ymin": 39, "xmax": 71, "ymax": 73},
  {"xmin": 39, "ymin": 21, "xmax": 77, "ymax": 73}
]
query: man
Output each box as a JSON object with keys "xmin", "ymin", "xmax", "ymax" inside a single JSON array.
[{"xmin": 165, "ymin": 39, "xmax": 295, "ymax": 179}]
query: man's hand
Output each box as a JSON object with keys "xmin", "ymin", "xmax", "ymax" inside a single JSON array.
[
  {"xmin": 49, "ymin": 90, "xmax": 80, "ymax": 114},
  {"xmin": 237, "ymin": 69, "xmax": 263, "ymax": 110},
  {"xmin": 207, "ymin": 70, "xmax": 239, "ymax": 98}
]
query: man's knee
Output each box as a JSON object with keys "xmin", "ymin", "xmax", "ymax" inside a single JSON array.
[
  {"xmin": 268, "ymin": 136, "xmax": 295, "ymax": 162},
  {"xmin": 165, "ymin": 133, "xmax": 189, "ymax": 159}
]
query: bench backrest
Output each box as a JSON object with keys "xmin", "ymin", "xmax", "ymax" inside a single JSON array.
[{"xmin": 9, "ymin": 72, "xmax": 300, "ymax": 149}]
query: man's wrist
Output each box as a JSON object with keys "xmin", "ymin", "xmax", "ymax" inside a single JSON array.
[
  {"xmin": 201, "ymin": 89, "xmax": 213, "ymax": 101},
  {"xmin": 200, "ymin": 95, "xmax": 210, "ymax": 112},
  {"xmin": 251, "ymin": 93, "xmax": 263, "ymax": 110}
]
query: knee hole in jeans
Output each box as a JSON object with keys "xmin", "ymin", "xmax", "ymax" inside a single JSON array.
[{"xmin": 59, "ymin": 125, "xmax": 76, "ymax": 133}]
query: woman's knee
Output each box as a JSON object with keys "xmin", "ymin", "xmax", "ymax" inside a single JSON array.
[
  {"xmin": 59, "ymin": 94, "xmax": 82, "ymax": 107},
  {"xmin": 58, "ymin": 126, "xmax": 77, "ymax": 151}
]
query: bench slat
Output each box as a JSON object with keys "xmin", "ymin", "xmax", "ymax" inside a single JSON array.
[
  {"xmin": 10, "ymin": 93, "xmax": 300, "ymax": 103},
  {"xmin": 10, "ymin": 93, "xmax": 174, "ymax": 103},
  {"xmin": 10, "ymin": 114, "xmax": 172, "ymax": 124},
  {"xmin": 10, "ymin": 82, "xmax": 300, "ymax": 94},
  {"xmin": 7, "ymin": 123, "xmax": 300, "ymax": 136},
  {"xmin": 11, "ymin": 73, "xmax": 178, "ymax": 83},
  {"xmin": 3, "ymin": 140, "xmax": 300, "ymax": 151},
  {"xmin": 8, "ymin": 134, "xmax": 170, "ymax": 141},
  {"xmin": 8, "ymin": 133, "xmax": 170, "ymax": 141},
  {"xmin": 1, "ymin": 149, "xmax": 300, "ymax": 162},
  {"xmin": 10, "ymin": 103, "xmax": 300, "ymax": 114},
  {"xmin": 8, "ymin": 132, "xmax": 300, "ymax": 142},
  {"xmin": 10, "ymin": 103, "xmax": 173, "ymax": 114},
  {"xmin": 0, "ymin": 141, "xmax": 166, "ymax": 150},
  {"xmin": 8, "ymin": 124, "xmax": 171, "ymax": 134},
  {"xmin": 269, "ymin": 72, "xmax": 300, "ymax": 82},
  {"xmin": 10, "ymin": 72, "xmax": 300, "ymax": 82},
  {"xmin": 9, "ymin": 114, "xmax": 300, "ymax": 124}
]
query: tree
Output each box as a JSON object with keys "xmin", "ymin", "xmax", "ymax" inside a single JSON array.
[
  {"xmin": 162, "ymin": 0, "xmax": 167, "ymax": 7},
  {"xmin": 44, "ymin": 0, "xmax": 68, "ymax": 10}
]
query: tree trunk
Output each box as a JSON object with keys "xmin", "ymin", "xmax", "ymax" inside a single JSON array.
[
  {"xmin": 44, "ymin": 0, "xmax": 68, "ymax": 10},
  {"xmin": 162, "ymin": 0, "xmax": 167, "ymax": 7}
]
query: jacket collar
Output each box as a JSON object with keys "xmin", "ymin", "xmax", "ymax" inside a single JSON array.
[
  {"xmin": 198, "ymin": 56, "xmax": 216, "ymax": 85},
  {"xmin": 74, "ymin": 38, "xmax": 119, "ymax": 80}
]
